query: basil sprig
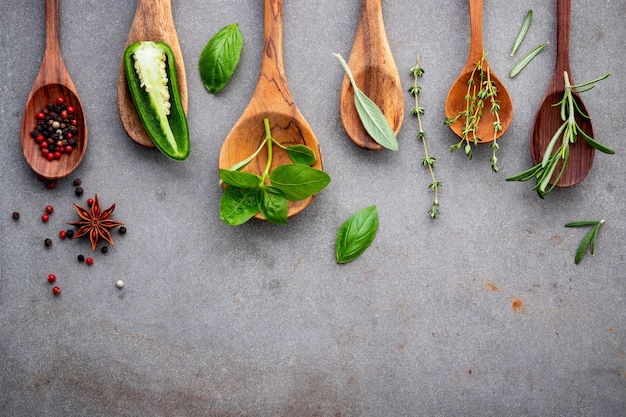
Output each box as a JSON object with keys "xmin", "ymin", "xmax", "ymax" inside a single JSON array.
[
  {"xmin": 219, "ymin": 119, "xmax": 330, "ymax": 226},
  {"xmin": 199, "ymin": 23, "xmax": 243, "ymax": 94},
  {"xmin": 335, "ymin": 206, "xmax": 379, "ymax": 264},
  {"xmin": 334, "ymin": 54, "xmax": 398, "ymax": 151}
]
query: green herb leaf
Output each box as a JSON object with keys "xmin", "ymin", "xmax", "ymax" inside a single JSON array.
[
  {"xmin": 510, "ymin": 10, "xmax": 533, "ymax": 56},
  {"xmin": 258, "ymin": 186, "xmax": 288, "ymax": 225},
  {"xmin": 510, "ymin": 41, "xmax": 549, "ymax": 78},
  {"xmin": 286, "ymin": 144, "xmax": 317, "ymax": 166},
  {"xmin": 565, "ymin": 219, "xmax": 605, "ymax": 264},
  {"xmin": 219, "ymin": 169, "xmax": 261, "ymax": 188},
  {"xmin": 219, "ymin": 186, "xmax": 261, "ymax": 226},
  {"xmin": 336, "ymin": 206, "xmax": 379, "ymax": 264},
  {"xmin": 270, "ymin": 164, "xmax": 331, "ymax": 201},
  {"xmin": 334, "ymin": 53, "xmax": 398, "ymax": 151},
  {"xmin": 199, "ymin": 23, "xmax": 243, "ymax": 94}
]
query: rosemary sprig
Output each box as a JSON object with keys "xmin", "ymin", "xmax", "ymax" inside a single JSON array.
[
  {"xmin": 409, "ymin": 55, "xmax": 441, "ymax": 218},
  {"xmin": 565, "ymin": 219, "xmax": 605, "ymax": 264},
  {"xmin": 446, "ymin": 51, "xmax": 502, "ymax": 171},
  {"xmin": 506, "ymin": 72, "xmax": 613, "ymax": 198}
]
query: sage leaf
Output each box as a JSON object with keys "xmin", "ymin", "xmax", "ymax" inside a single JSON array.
[
  {"xmin": 334, "ymin": 53, "xmax": 398, "ymax": 151},
  {"xmin": 220, "ymin": 186, "xmax": 260, "ymax": 226},
  {"xmin": 510, "ymin": 42, "xmax": 549, "ymax": 78},
  {"xmin": 336, "ymin": 206, "xmax": 379, "ymax": 264},
  {"xmin": 259, "ymin": 186, "xmax": 288, "ymax": 225},
  {"xmin": 270, "ymin": 164, "xmax": 331, "ymax": 201},
  {"xmin": 219, "ymin": 169, "xmax": 261, "ymax": 188},
  {"xmin": 199, "ymin": 23, "xmax": 243, "ymax": 94},
  {"xmin": 510, "ymin": 10, "xmax": 532, "ymax": 56}
]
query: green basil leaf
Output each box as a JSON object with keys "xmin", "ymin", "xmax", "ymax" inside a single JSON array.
[
  {"xmin": 219, "ymin": 186, "xmax": 260, "ymax": 226},
  {"xmin": 219, "ymin": 169, "xmax": 261, "ymax": 188},
  {"xmin": 199, "ymin": 23, "xmax": 243, "ymax": 94},
  {"xmin": 336, "ymin": 206, "xmax": 379, "ymax": 264},
  {"xmin": 259, "ymin": 186, "xmax": 288, "ymax": 225},
  {"xmin": 334, "ymin": 53, "xmax": 398, "ymax": 151},
  {"xmin": 270, "ymin": 164, "xmax": 331, "ymax": 201},
  {"xmin": 286, "ymin": 144, "xmax": 317, "ymax": 166}
]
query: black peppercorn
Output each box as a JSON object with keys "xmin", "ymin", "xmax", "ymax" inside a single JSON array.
[
  {"xmin": 77, "ymin": 254, "xmax": 85, "ymax": 262},
  {"xmin": 101, "ymin": 246, "xmax": 108, "ymax": 254},
  {"xmin": 44, "ymin": 238, "xmax": 52, "ymax": 247},
  {"xmin": 65, "ymin": 230, "xmax": 74, "ymax": 239},
  {"xmin": 73, "ymin": 178, "xmax": 81, "ymax": 186},
  {"xmin": 75, "ymin": 187, "xmax": 83, "ymax": 196},
  {"xmin": 119, "ymin": 226, "xmax": 127, "ymax": 235},
  {"xmin": 12, "ymin": 212, "xmax": 19, "ymax": 220}
]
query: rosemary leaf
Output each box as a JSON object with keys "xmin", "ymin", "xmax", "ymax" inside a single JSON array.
[
  {"xmin": 510, "ymin": 42, "xmax": 549, "ymax": 78},
  {"xmin": 510, "ymin": 10, "xmax": 533, "ymax": 56}
]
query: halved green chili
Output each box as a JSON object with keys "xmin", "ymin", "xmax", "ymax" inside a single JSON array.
[
  {"xmin": 124, "ymin": 41, "xmax": 189, "ymax": 160},
  {"xmin": 510, "ymin": 42, "xmax": 550, "ymax": 78}
]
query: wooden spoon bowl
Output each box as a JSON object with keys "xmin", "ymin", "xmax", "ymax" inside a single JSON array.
[
  {"xmin": 530, "ymin": 0, "xmax": 594, "ymax": 187},
  {"xmin": 218, "ymin": 0, "xmax": 323, "ymax": 219},
  {"xmin": 340, "ymin": 0, "xmax": 403, "ymax": 150},
  {"xmin": 445, "ymin": 0, "xmax": 512, "ymax": 143},
  {"xmin": 20, "ymin": 0, "xmax": 87, "ymax": 180},
  {"xmin": 116, "ymin": 0, "xmax": 187, "ymax": 148}
]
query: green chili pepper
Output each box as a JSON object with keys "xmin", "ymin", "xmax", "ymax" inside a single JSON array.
[{"xmin": 124, "ymin": 41, "xmax": 189, "ymax": 161}]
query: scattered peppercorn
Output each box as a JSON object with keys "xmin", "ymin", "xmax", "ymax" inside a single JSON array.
[
  {"xmin": 86, "ymin": 257, "xmax": 94, "ymax": 266},
  {"xmin": 66, "ymin": 230, "xmax": 74, "ymax": 239},
  {"xmin": 75, "ymin": 187, "xmax": 84, "ymax": 196},
  {"xmin": 77, "ymin": 254, "xmax": 85, "ymax": 262},
  {"xmin": 59, "ymin": 230, "xmax": 66, "ymax": 239},
  {"xmin": 73, "ymin": 178, "xmax": 81, "ymax": 186},
  {"xmin": 12, "ymin": 212, "xmax": 19, "ymax": 220},
  {"xmin": 41, "ymin": 214, "xmax": 49, "ymax": 222},
  {"xmin": 45, "ymin": 205, "xmax": 54, "ymax": 214},
  {"xmin": 48, "ymin": 274, "xmax": 56, "ymax": 283},
  {"xmin": 44, "ymin": 238, "xmax": 52, "ymax": 247},
  {"xmin": 101, "ymin": 246, "xmax": 108, "ymax": 254},
  {"xmin": 52, "ymin": 286, "xmax": 61, "ymax": 296},
  {"xmin": 119, "ymin": 226, "xmax": 127, "ymax": 235},
  {"xmin": 116, "ymin": 280, "xmax": 124, "ymax": 289},
  {"xmin": 87, "ymin": 198, "xmax": 93, "ymax": 206},
  {"xmin": 46, "ymin": 181, "xmax": 56, "ymax": 190}
]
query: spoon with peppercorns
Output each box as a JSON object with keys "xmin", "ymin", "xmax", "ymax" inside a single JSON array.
[{"xmin": 20, "ymin": 0, "xmax": 88, "ymax": 180}]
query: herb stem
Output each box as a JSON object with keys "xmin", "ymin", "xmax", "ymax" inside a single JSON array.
[{"xmin": 262, "ymin": 118, "xmax": 274, "ymax": 181}]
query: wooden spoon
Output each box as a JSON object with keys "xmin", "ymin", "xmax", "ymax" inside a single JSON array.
[
  {"xmin": 20, "ymin": 0, "xmax": 87, "ymax": 180},
  {"xmin": 116, "ymin": 0, "xmax": 187, "ymax": 148},
  {"xmin": 530, "ymin": 0, "xmax": 593, "ymax": 187},
  {"xmin": 218, "ymin": 0, "xmax": 323, "ymax": 219},
  {"xmin": 445, "ymin": 0, "xmax": 513, "ymax": 142},
  {"xmin": 339, "ymin": 0, "xmax": 403, "ymax": 150}
]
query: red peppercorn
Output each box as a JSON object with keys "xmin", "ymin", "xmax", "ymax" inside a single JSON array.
[
  {"xmin": 37, "ymin": 112, "xmax": 45, "ymax": 120},
  {"xmin": 87, "ymin": 198, "xmax": 94, "ymax": 206},
  {"xmin": 45, "ymin": 205, "xmax": 54, "ymax": 214},
  {"xmin": 48, "ymin": 274, "xmax": 56, "ymax": 283},
  {"xmin": 41, "ymin": 149, "xmax": 49, "ymax": 157},
  {"xmin": 70, "ymin": 119, "xmax": 77, "ymax": 126},
  {"xmin": 66, "ymin": 132, "xmax": 73, "ymax": 139},
  {"xmin": 56, "ymin": 97, "xmax": 64, "ymax": 105},
  {"xmin": 54, "ymin": 151, "xmax": 61, "ymax": 160},
  {"xmin": 86, "ymin": 257, "xmax": 94, "ymax": 266},
  {"xmin": 65, "ymin": 145, "xmax": 73, "ymax": 153},
  {"xmin": 52, "ymin": 286, "xmax": 61, "ymax": 295},
  {"xmin": 67, "ymin": 106, "xmax": 75, "ymax": 113},
  {"xmin": 41, "ymin": 213, "xmax": 49, "ymax": 222},
  {"xmin": 36, "ymin": 134, "xmax": 44, "ymax": 143},
  {"xmin": 46, "ymin": 152, "xmax": 55, "ymax": 161},
  {"xmin": 40, "ymin": 141, "xmax": 48, "ymax": 149},
  {"xmin": 60, "ymin": 110, "xmax": 68, "ymax": 119},
  {"xmin": 59, "ymin": 230, "xmax": 66, "ymax": 239},
  {"xmin": 46, "ymin": 181, "xmax": 57, "ymax": 189}
]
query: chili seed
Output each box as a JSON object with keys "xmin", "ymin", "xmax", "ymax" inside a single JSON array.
[{"xmin": 12, "ymin": 212, "xmax": 19, "ymax": 220}]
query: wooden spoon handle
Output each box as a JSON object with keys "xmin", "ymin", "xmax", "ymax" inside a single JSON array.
[
  {"xmin": 467, "ymin": 0, "xmax": 485, "ymax": 66},
  {"xmin": 555, "ymin": 0, "xmax": 571, "ymax": 76},
  {"xmin": 44, "ymin": 0, "xmax": 61, "ymax": 57},
  {"xmin": 260, "ymin": 0, "xmax": 286, "ymax": 84}
]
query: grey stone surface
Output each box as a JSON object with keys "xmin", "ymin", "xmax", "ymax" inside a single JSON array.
[{"xmin": 1, "ymin": 0, "xmax": 625, "ymax": 416}]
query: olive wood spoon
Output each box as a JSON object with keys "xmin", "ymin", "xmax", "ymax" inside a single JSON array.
[
  {"xmin": 116, "ymin": 0, "xmax": 187, "ymax": 148},
  {"xmin": 445, "ymin": 0, "xmax": 512, "ymax": 142},
  {"xmin": 530, "ymin": 0, "xmax": 593, "ymax": 187},
  {"xmin": 20, "ymin": 0, "xmax": 87, "ymax": 180},
  {"xmin": 218, "ymin": 0, "xmax": 323, "ymax": 219},
  {"xmin": 339, "ymin": 0, "xmax": 403, "ymax": 150}
]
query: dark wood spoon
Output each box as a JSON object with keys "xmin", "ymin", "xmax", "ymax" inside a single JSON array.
[
  {"xmin": 20, "ymin": 0, "xmax": 87, "ymax": 180},
  {"xmin": 531, "ymin": 0, "xmax": 594, "ymax": 187},
  {"xmin": 339, "ymin": 0, "xmax": 403, "ymax": 150}
]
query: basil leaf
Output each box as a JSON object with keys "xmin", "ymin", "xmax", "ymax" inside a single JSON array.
[
  {"xmin": 336, "ymin": 206, "xmax": 379, "ymax": 264},
  {"xmin": 219, "ymin": 169, "xmax": 261, "ymax": 188},
  {"xmin": 258, "ymin": 186, "xmax": 288, "ymax": 225},
  {"xmin": 286, "ymin": 144, "xmax": 317, "ymax": 166},
  {"xmin": 219, "ymin": 186, "xmax": 260, "ymax": 226},
  {"xmin": 334, "ymin": 53, "xmax": 398, "ymax": 151},
  {"xmin": 199, "ymin": 23, "xmax": 243, "ymax": 94},
  {"xmin": 270, "ymin": 164, "xmax": 331, "ymax": 201}
]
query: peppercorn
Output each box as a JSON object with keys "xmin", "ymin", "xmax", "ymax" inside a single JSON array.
[
  {"xmin": 75, "ymin": 187, "xmax": 84, "ymax": 196},
  {"xmin": 45, "ymin": 205, "xmax": 54, "ymax": 214},
  {"xmin": 73, "ymin": 178, "xmax": 81, "ymax": 186},
  {"xmin": 116, "ymin": 280, "xmax": 124, "ymax": 289},
  {"xmin": 66, "ymin": 230, "xmax": 74, "ymax": 239},
  {"xmin": 59, "ymin": 230, "xmax": 66, "ymax": 239},
  {"xmin": 52, "ymin": 286, "xmax": 61, "ymax": 296},
  {"xmin": 86, "ymin": 257, "xmax": 94, "ymax": 266},
  {"xmin": 41, "ymin": 214, "xmax": 49, "ymax": 222},
  {"xmin": 44, "ymin": 238, "xmax": 52, "ymax": 247},
  {"xmin": 77, "ymin": 254, "xmax": 85, "ymax": 262},
  {"xmin": 87, "ymin": 198, "xmax": 93, "ymax": 206},
  {"xmin": 101, "ymin": 246, "xmax": 108, "ymax": 254},
  {"xmin": 46, "ymin": 181, "xmax": 56, "ymax": 190},
  {"xmin": 48, "ymin": 274, "xmax": 56, "ymax": 283},
  {"xmin": 12, "ymin": 212, "xmax": 19, "ymax": 220},
  {"xmin": 119, "ymin": 226, "xmax": 127, "ymax": 235}
]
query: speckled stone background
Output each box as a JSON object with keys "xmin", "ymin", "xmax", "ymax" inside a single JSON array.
[{"xmin": 1, "ymin": 1, "xmax": 625, "ymax": 416}]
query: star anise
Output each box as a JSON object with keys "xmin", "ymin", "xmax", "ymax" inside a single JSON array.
[{"xmin": 67, "ymin": 194, "xmax": 125, "ymax": 251}]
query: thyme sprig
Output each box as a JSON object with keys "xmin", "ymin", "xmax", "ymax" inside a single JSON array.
[
  {"xmin": 565, "ymin": 219, "xmax": 605, "ymax": 264},
  {"xmin": 445, "ymin": 52, "xmax": 502, "ymax": 172},
  {"xmin": 409, "ymin": 55, "xmax": 441, "ymax": 218},
  {"xmin": 506, "ymin": 72, "xmax": 613, "ymax": 198}
]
